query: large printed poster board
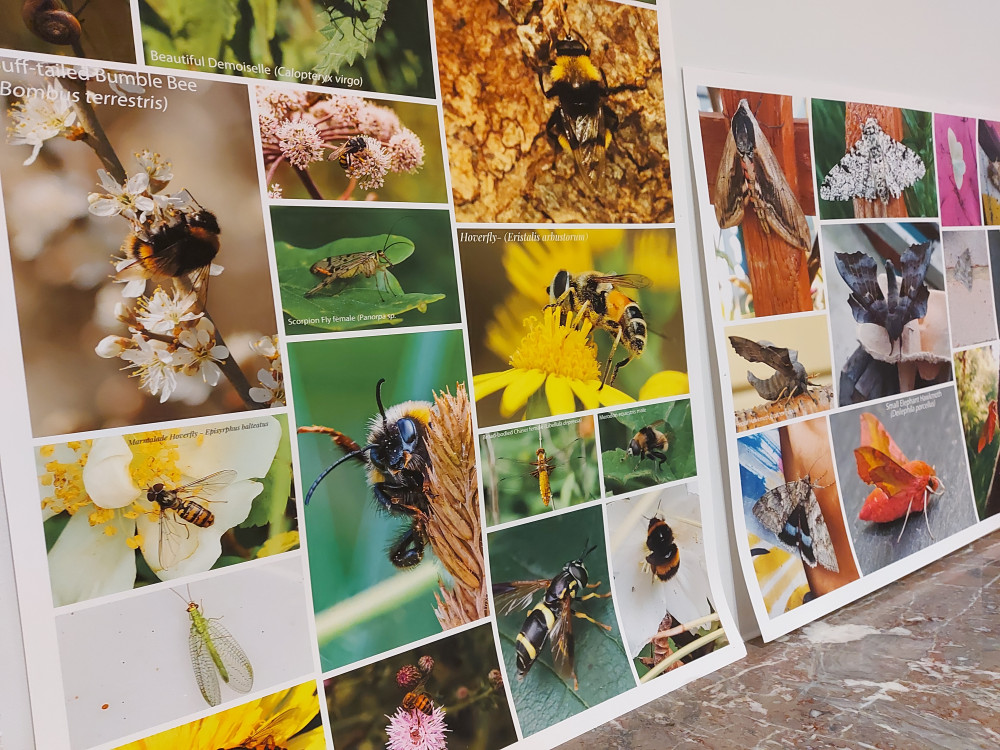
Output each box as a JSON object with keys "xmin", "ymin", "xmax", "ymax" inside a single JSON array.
[
  {"xmin": 684, "ymin": 68, "xmax": 1000, "ymax": 640},
  {"xmin": 0, "ymin": 3, "xmax": 743, "ymax": 748}
]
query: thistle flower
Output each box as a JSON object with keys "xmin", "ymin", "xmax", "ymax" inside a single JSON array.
[{"xmin": 385, "ymin": 705, "xmax": 448, "ymax": 750}]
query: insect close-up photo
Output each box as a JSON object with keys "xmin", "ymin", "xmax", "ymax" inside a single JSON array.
[
  {"xmin": 954, "ymin": 344, "xmax": 1000, "ymax": 519},
  {"xmin": 1, "ymin": 0, "xmax": 136, "ymax": 63},
  {"xmin": 433, "ymin": 0, "xmax": 671, "ymax": 223}
]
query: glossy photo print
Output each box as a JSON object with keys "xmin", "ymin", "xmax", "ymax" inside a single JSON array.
[
  {"xmin": 954, "ymin": 344, "xmax": 1000, "ymax": 519},
  {"xmin": 289, "ymin": 330, "xmax": 484, "ymax": 670},
  {"xmin": 943, "ymin": 229, "xmax": 997, "ymax": 348},
  {"xmin": 0, "ymin": 62, "xmax": 279, "ymax": 436},
  {"xmin": 37, "ymin": 415, "xmax": 295, "ymax": 607},
  {"xmin": 0, "ymin": 0, "xmax": 135, "ymax": 62},
  {"xmin": 737, "ymin": 418, "xmax": 859, "ymax": 618},
  {"xmin": 977, "ymin": 118, "xmax": 1000, "ymax": 225},
  {"xmin": 695, "ymin": 88, "xmax": 820, "ymax": 320},
  {"xmin": 271, "ymin": 205, "xmax": 461, "ymax": 334},
  {"xmin": 934, "ymin": 114, "xmax": 981, "ymax": 227},
  {"xmin": 434, "ymin": 0, "xmax": 670, "ymax": 223}
]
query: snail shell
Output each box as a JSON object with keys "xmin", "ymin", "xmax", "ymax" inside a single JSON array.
[{"xmin": 22, "ymin": 0, "xmax": 82, "ymax": 46}]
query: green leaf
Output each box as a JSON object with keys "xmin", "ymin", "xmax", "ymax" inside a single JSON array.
[
  {"xmin": 313, "ymin": 0, "xmax": 388, "ymax": 75},
  {"xmin": 243, "ymin": 415, "xmax": 292, "ymax": 529},
  {"xmin": 143, "ymin": 0, "xmax": 239, "ymax": 58}
]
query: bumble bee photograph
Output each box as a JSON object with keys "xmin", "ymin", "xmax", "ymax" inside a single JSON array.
[
  {"xmin": 288, "ymin": 329, "xmax": 485, "ymax": 670},
  {"xmin": 0, "ymin": 61, "xmax": 279, "ymax": 437},
  {"xmin": 1, "ymin": 1, "xmax": 135, "ymax": 62},
  {"xmin": 605, "ymin": 486, "xmax": 729, "ymax": 681},
  {"xmin": 598, "ymin": 398, "xmax": 695, "ymax": 497},
  {"xmin": 736, "ymin": 417, "xmax": 859, "ymax": 618},
  {"xmin": 271, "ymin": 205, "xmax": 461, "ymax": 334},
  {"xmin": 138, "ymin": 0, "xmax": 435, "ymax": 97},
  {"xmin": 954, "ymin": 344, "xmax": 1000, "ymax": 519},
  {"xmin": 822, "ymin": 222, "xmax": 952, "ymax": 407},
  {"xmin": 36, "ymin": 414, "xmax": 297, "ymax": 607},
  {"xmin": 811, "ymin": 99, "xmax": 937, "ymax": 221},
  {"xmin": 324, "ymin": 622, "xmax": 517, "ymax": 750},
  {"xmin": 458, "ymin": 227, "xmax": 688, "ymax": 429},
  {"xmin": 479, "ymin": 415, "xmax": 599, "ymax": 526},
  {"xmin": 489, "ymin": 504, "xmax": 632, "ymax": 736},
  {"xmin": 723, "ymin": 314, "xmax": 834, "ymax": 433},
  {"xmin": 433, "ymin": 0, "xmax": 671, "ymax": 223},
  {"xmin": 693, "ymin": 87, "xmax": 821, "ymax": 320}
]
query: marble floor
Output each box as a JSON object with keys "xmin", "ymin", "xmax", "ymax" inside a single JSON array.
[{"xmin": 563, "ymin": 531, "xmax": 1000, "ymax": 750}]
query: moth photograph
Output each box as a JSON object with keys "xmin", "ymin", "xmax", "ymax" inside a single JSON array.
[
  {"xmin": 488, "ymin": 505, "xmax": 632, "ymax": 736},
  {"xmin": 433, "ymin": 0, "xmax": 671, "ymax": 223},
  {"xmin": 0, "ymin": 0, "xmax": 135, "ymax": 63},
  {"xmin": 270, "ymin": 205, "xmax": 461, "ymax": 334},
  {"xmin": 323, "ymin": 623, "xmax": 517, "ymax": 750},
  {"xmin": 829, "ymin": 391, "xmax": 978, "ymax": 574},
  {"xmin": 812, "ymin": 99, "xmax": 937, "ymax": 220},
  {"xmin": 605, "ymin": 486, "xmax": 729, "ymax": 680},
  {"xmin": 597, "ymin": 399, "xmax": 696, "ymax": 497},
  {"xmin": 289, "ymin": 330, "xmax": 485, "ymax": 671},
  {"xmin": 953, "ymin": 344, "xmax": 1000, "ymax": 520},
  {"xmin": 458, "ymin": 227, "xmax": 688, "ymax": 428},
  {"xmin": 695, "ymin": 87, "xmax": 821, "ymax": 320},
  {"xmin": 977, "ymin": 118, "xmax": 1000, "ymax": 224},
  {"xmin": 737, "ymin": 418, "xmax": 859, "ymax": 618},
  {"xmin": 943, "ymin": 230, "xmax": 997, "ymax": 348},
  {"xmin": 479, "ymin": 415, "xmax": 599, "ymax": 526},
  {"xmin": 822, "ymin": 221, "xmax": 952, "ymax": 407},
  {"xmin": 54, "ymin": 557, "xmax": 314, "ymax": 749},
  {"xmin": 723, "ymin": 314, "xmax": 834, "ymax": 432},
  {"xmin": 934, "ymin": 114, "xmax": 981, "ymax": 227}
]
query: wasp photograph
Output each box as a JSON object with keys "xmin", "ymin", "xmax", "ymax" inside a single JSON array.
[
  {"xmin": 0, "ymin": 62, "xmax": 279, "ymax": 437},
  {"xmin": 598, "ymin": 398, "xmax": 695, "ymax": 497},
  {"xmin": 459, "ymin": 227, "xmax": 689, "ymax": 428},
  {"xmin": 479, "ymin": 415, "xmax": 599, "ymax": 526},
  {"xmin": 35, "ymin": 414, "xmax": 296, "ymax": 607},
  {"xmin": 822, "ymin": 221, "xmax": 952, "ymax": 407},
  {"xmin": 737, "ymin": 417, "xmax": 859, "ymax": 618},
  {"xmin": 0, "ymin": 1, "xmax": 136, "ymax": 63},
  {"xmin": 828, "ymin": 391, "xmax": 977, "ymax": 575},
  {"xmin": 695, "ymin": 87, "xmax": 821, "ymax": 320},
  {"xmin": 433, "ymin": 0, "xmax": 671, "ymax": 223},
  {"xmin": 289, "ymin": 330, "xmax": 485, "ymax": 671},
  {"xmin": 489, "ymin": 504, "xmax": 633, "ymax": 736},
  {"xmin": 54, "ymin": 556, "xmax": 313, "ymax": 749},
  {"xmin": 324, "ymin": 623, "xmax": 517, "ymax": 750},
  {"xmin": 605, "ymin": 485, "xmax": 729, "ymax": 680},
  {"xmin": 812, "ymin": 99, "xmax": 937, "ymax": 221},
  {"xmin": 271, "ymin": 205, "xmax": 462, "ymax": 334},
  {"xmin": 138, "ymin": 0, "xmax": 436, "ymax": 98}
]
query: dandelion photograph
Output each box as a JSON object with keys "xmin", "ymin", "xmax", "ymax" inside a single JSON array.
[
  {"xmin": 459, "ymin": 227, "xmax": 688, "ymax": 429},
  {"xmin": 289, "ymin": 330, "xmax": 485, "ymax": 671},
  {"xmin": 138, "ymin": 0, "xmax": 436, "ymax": 98},
  {"xmin": 605, "ymin": 485, "xmax": 729, "ymax": 681},
  {"xmin": 112, "ymin": 681, "xmax": 324, "ymax": 750},
  {"xmin": 489, "ymin": 504, "xmax": 633, "ymax": 736},
  {"xmin": 257, "ymin": 86, "xmax": 446, "ymax": 203},
  {"xmin": 479, "ymin": 414, "xmax": 599, "ymax": 526},
  {"xmin": 0, "ymin": 1, "xmax": 136, "ymax": 63},
  {"xmin": 56, "ymin": 556, "xmax": 313, "ymax": 748},
  {"xmin": 598, "ymin": 398, "xmax": 696, "ymax": 497},
  {"xmin": 0, "ymin": 61, "xmax": 279, "ymax": 437},
  {"xmin": 324, "ymin": 622, "xmax": 517, "ymax": 750},
  {"xmin": 37, "ymin": 414, "xmax": 296, "ymax": 607},
  {"xmin": 271, "ymin": 204, "xmax": 461, "ymax": 334},
  {"xmin": 434, "ymin": 0, "xmax": 671, "ymax": 223}
]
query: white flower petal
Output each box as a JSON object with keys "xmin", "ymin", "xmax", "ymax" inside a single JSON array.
[
  {"xmin": 82, "ymin": 436, "xmax": 141, "ymax": 509},
  {"xmin": 48, "ymin": 510, "xmax": 137, "ymax": 606},
  {"xmin": 176, "ymin": 416, "xmax": 282, "ymax": 480}
]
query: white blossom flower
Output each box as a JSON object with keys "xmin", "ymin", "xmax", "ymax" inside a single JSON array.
[
  {"xmin": 94, "ymin": 335, "xmax": 132, "ymax": 358},
  {"xmin": 249, "ymin": 368, "xmax": 284, "ymax": 407},
  {"xmin": 118, "ymin": 335, "xmax": 177, "ymax": 402},
  {"xmin": 267, "ymin": 183, "xmax": 283, "ymax": 199},
  {"xmin": 88, "ymin": 169, "xmax": 155, "ymax": 221},
  {"xmin": 134, "ymin": 149, "xmax": 173, "ymax": 190},
  {"xmin": 6, "ymin": 83, "xmax": 80, "ymax": 165},
  {"xmin": 135, "ymin": 287, "xmax": 202, "ymax": 333},
  {"xmin": 174, "ymin": 319, "xmax": 229, "ymax": 386},
  {"xmin": 275, "ymin": 120, "xmax": 327, "ymax": 169},
  {"xmin": 387, "ymin": 128, "xmax": 425, "ymax": 174}
]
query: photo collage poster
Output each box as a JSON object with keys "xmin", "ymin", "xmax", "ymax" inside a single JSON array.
[
  {"xmin": 683, "ymin": 68, "xmax": 1000, "ymax": 640},
  {"xmin": 0, "ymin": 2, "xmax": 744, "ymax": 748}
]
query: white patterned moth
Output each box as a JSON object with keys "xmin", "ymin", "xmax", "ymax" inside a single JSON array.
[
  {"xmin": 820, "ymin": 117, "xmax": 926, "ymax": 204},
  {"xmin": 752, "ymin": 476, "xmax": 839, "ymax": 572}
]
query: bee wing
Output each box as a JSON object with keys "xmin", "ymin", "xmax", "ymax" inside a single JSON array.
[
  {"xmin": 174, "ymin": 469, "xmax": 238, "ymax": 499},
  {"xmin": 585, "ymin": 273, "xmax": 651, "ymax": 290},
  {"xmin": 187, "ymin": 263, "xmax": 213, "ymax": 311},
  {"xmin": 549, "ymin": 594, "xmax": 576, "ymax": 682},
  {"xmin": 204, "ymin": 618, "xmax": 254, "ymax": 693},
  {"xmin": 713, "ymin": 126, "xmax": 745, "ymax": 230},
  {"xmin": 492, "ymin": 579, "xmax": 550, "ymax": 615},
  {"xmin": 157, "ymin": 510, "xmax": 190, "ymax": 570},
  {"xmin": 189, "ymin": 619, "xmax": 222, "ymax": 707}
]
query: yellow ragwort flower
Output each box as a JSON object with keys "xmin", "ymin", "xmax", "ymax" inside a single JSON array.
[{"xmin": 474, "ymin": 308, "xmax": 633, "ymax": 418}]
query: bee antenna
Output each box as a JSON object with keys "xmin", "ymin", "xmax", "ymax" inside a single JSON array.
[
  {"xmin": 375, "ymin": 378, "xmax": 389, "ymax": 431},
  {"xmin": 304, "ymin": 445, "xmax": 376, "ymax": 504}
]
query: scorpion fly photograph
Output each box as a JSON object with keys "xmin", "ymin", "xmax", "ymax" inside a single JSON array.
[
  {"xmin": 289, "ymin": 330, "xmax": 486, "ymax": 671},
  {"xmin": 479, "ymin": 414, "xmax": 599, "ymax": 526},
  {"xmin": 488, "ymin": 504, "xmax": 632, "ymax": 736},
  {"xmin": 458, "ymin": 227, "xmax": 688, "ymax": 428},
  {"xmin": 271, "ymin": 204, "xmax": 461, "ymax": 334},
  {"xmin": 433, "ymin": 0, "xmax": 671, "ymax": 223}
]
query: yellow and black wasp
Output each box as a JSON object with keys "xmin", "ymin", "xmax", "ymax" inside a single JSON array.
[
  {"xmin": 145, "ymin": 469, "xmax": 236, "ymax": 569},
  {"xmin": 493, "ymin": 545, "xmax": 612, "ymax": 690}
]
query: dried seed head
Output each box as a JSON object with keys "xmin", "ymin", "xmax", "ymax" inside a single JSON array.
[
  {"xmin": 417, "ymin": 655, "xmax": 435, "ymax": 676},
  {"xmin": 396, "ymin": 664, "xmax": 422, "ymax": 690}
]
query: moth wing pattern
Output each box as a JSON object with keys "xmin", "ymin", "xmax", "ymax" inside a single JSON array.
[
  {"xmin": 802, "ymin": 484, "xmax": 839, "ymax": 572},
  {"xmin": 952, "ymin": 247, "xmax": 974, "ymax": 291},
  {"xmin": 898, "ymin": 242, "xmax": 932, "ymax": 318},
  {"xmin": 820, "ymin": 118, "xmax": 926, "ymax": 203},
  {"xmin": 752, "ymin": 478, "xmax": 839, "ymax": 573},
  {"xmin": 834, "ymin": 251, "xmax": 888, "ymax": 326},
  {"xmin": 713, "ymin": 123, "xmax": 746, "ymax": 229},
  {"xmin": 728, "ymin": 335, "xmax": 795, "ymax": 376}
]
